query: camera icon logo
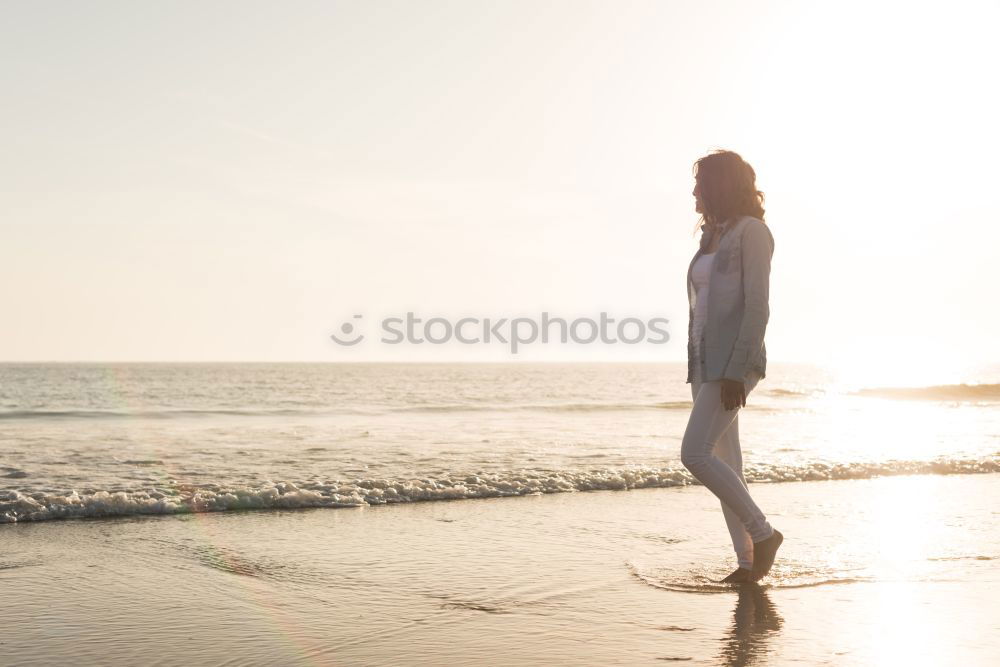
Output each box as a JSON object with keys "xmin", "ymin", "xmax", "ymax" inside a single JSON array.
[{"xmin": 330, "ymin": 314, "xmax": 364, "ymax": 346}]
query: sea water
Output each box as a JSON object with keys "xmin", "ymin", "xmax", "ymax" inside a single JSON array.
[{"xmin": 2, "ymin": 362, "xmax": 999, "ymax": 523}]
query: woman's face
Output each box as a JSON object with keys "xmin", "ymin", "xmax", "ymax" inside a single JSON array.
[{"xmin": 692, "ymin": 181, "xmax": 703, "ymax": 214}]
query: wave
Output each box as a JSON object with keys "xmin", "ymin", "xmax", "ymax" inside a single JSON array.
[
  {"xmin": 394, "ymin": 401, "xmax": 695, "ymax": 413},
  {"xmin": 0, "ymin": 401, "xmax": 698, "ymax": 421},
  {"xmin": 6, "ymin": 384, "xmax": 999, "ymax": 420},
  {"xmin": 0, "ymin": 408, "xmax": 322, "ymax": 420},
  {"xmin": 762, "ymin": 388, "xmax": 814, "ymax": 397},
  {"xmin": 2, "ymin": 456, "xmax": 998, "ymax": 524},
  {"xmin": 853, "ymin": 383, "xmax": 1000, "ymax": 402}
]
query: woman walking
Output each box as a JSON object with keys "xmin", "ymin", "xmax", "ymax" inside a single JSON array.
[{"xmin": 681, "ymin": 150, "xmax": 783, "ymax": 584}]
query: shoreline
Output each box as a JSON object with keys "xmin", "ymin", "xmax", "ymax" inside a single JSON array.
[
  {"xmin": 4, "ymin": 462, "xmax": 999, "ymax": 525},
  {"xmin": 4, "ymin": 473, "xmax": 1000, "ymax": 665}
]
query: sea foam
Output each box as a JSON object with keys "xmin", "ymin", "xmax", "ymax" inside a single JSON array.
[{"xmin": 2, "ymin": 456, "xmax": 998, "ymax": 524}]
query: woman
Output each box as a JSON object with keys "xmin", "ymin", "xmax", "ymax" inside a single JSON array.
[{"xmin": 681, "ymin": 149, "xmax": 783, "ymax": 584}]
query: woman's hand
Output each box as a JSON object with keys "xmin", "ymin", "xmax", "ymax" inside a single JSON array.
[{"xmin": 720, "ymin": 379, "xmax": 746, "ymax": 411}]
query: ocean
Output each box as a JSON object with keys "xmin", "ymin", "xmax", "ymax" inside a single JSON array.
[{"xmin": 3, "ymin": 362, "xmax": 999, "ymax": 524}]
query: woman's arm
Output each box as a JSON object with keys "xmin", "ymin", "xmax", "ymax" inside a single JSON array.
[{"xmin": 722, "ymin": 220, "xmax": 774, "ymax": 383}]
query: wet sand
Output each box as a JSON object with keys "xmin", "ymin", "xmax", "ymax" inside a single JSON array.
[{"xmin": 3, "ymin": 473, "xmax": 999, "ymax": 665}]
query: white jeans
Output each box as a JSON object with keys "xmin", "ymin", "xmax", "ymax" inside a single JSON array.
[{"xmin": 681, "ymin": 358, "xmax": 774, "ymax": 569}]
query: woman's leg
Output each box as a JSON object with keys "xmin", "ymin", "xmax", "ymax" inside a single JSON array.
[
  {"xmin": 681, "ymin": 373, "xmax": 774, "ymax": 544},
  {"xmin": 715, "ymin": 414, "xmax": 754, "ymax": 569},
  {"xmin": 688, "ymin": 369, "xmax": 753, "ymax": 566}
]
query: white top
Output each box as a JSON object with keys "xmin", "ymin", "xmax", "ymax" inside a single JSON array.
[{"xmin": 690, "ymin": 251, "xmax": 716, "ymax": 355}]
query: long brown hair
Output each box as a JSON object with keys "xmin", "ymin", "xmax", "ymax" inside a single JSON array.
[{"xmin": 692, "ymin": 150, "xmax": 765, "ymax": 233}]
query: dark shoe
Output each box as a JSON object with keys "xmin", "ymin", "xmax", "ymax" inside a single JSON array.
[
  {"xmin": 719, "ymin": 567, "xmax": 752, "ymax": 584},
  {"xmin": 751, "ymin": 529, "xmax": 784, "ymax": 582}
]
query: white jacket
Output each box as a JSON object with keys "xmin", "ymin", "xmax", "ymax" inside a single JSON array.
[{"xmin": 685, "ymin": 215, "xmax": 774, "ymax": 384}]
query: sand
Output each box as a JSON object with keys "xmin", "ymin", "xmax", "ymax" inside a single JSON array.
[{"xmin": 3, "ymin": 473, "xmax": 999, "ymax": 665}]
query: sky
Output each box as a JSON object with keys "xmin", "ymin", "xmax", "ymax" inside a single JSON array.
[{"xmin": 2, "ymin": 1, "xmax": 998, "ymax": 379}]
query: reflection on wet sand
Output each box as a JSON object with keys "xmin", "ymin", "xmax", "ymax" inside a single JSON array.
[{"xmin": 718, "ymin": 584, "xmax": 783, "ymax": 666}]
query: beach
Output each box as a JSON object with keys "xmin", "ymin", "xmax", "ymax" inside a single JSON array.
[
  {"xmin": 5, "ymin": 0, "xmax": 1000, "ymax": 663},
  {"xmin": 4, "ymin": 472, "xmax": 1000, "ymax": 665},
  {"xmin": 3, "ymin": 362, "xmax": 1000, "ymax": 665}
]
